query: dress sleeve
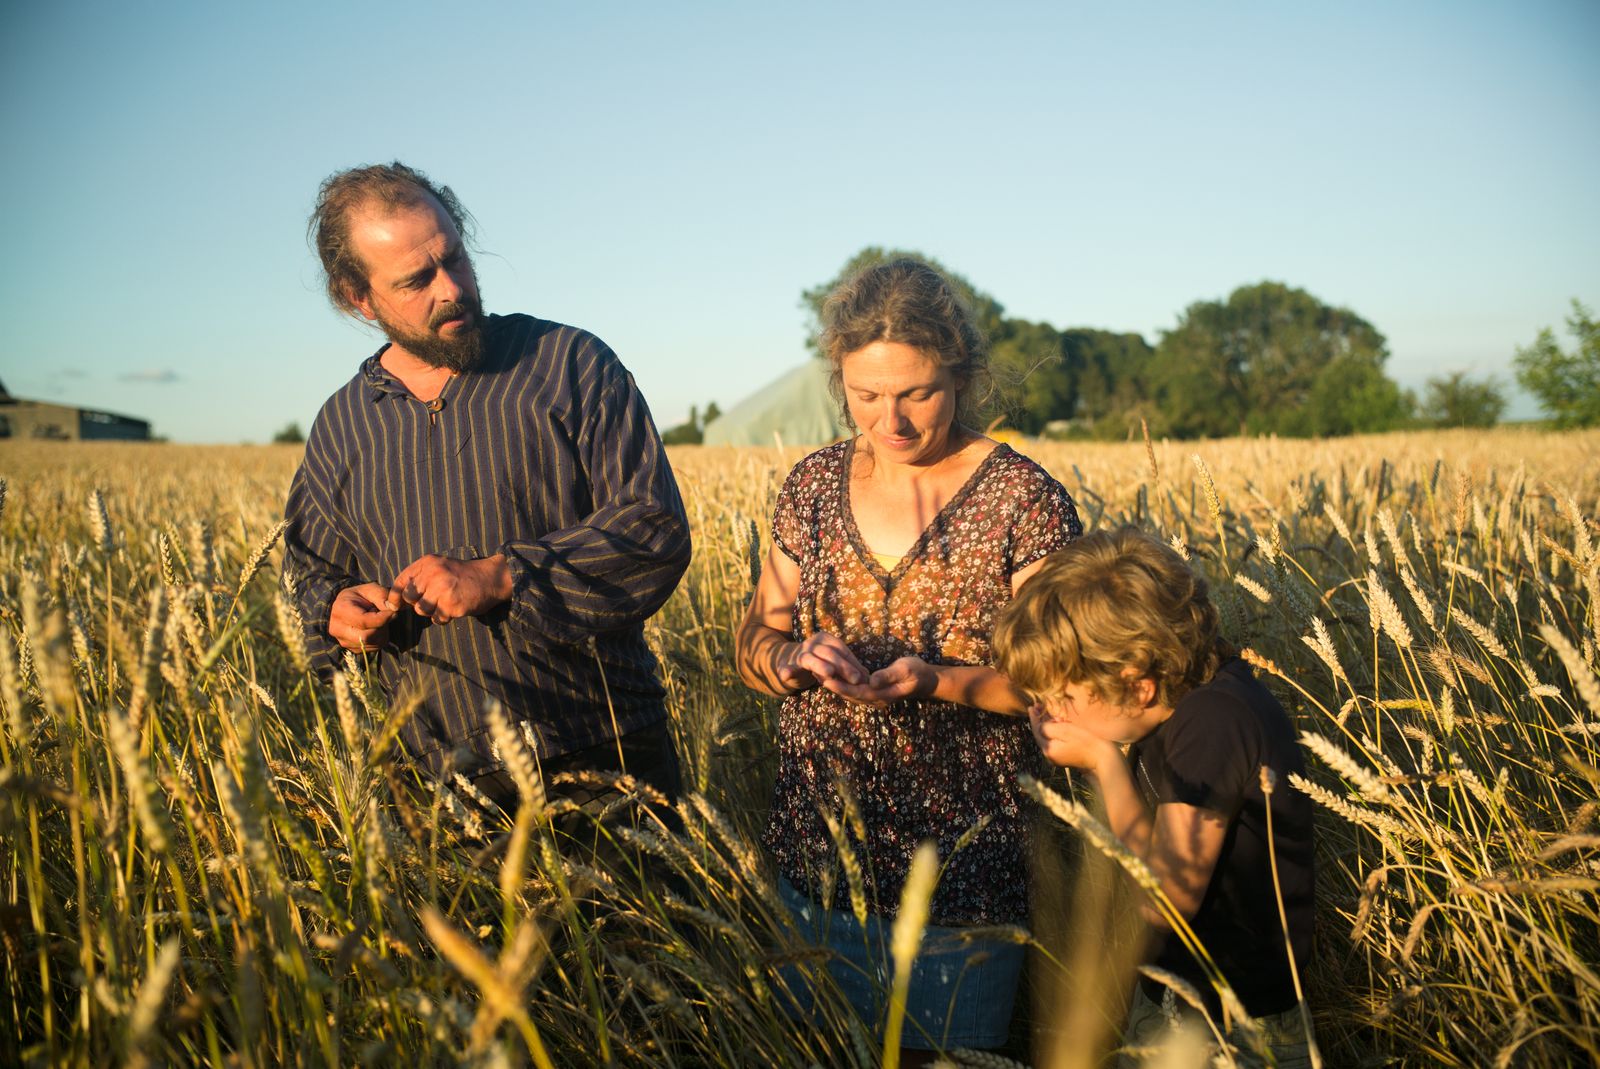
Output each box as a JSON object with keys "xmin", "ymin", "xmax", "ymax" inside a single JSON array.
[
  {"xmin": 770, "ymin": 452, "xmax": 817, "ymax": 564},
  {"xmin": 1009, "ymin": 467, "xmax": 1083, "ymax": 575},
  {"xmin": 1153, "ymin": 694, "xmax": 1259, "ymax": 817},
  {"xmin": 497, "ymin": 358, "xmax": 692, "ymax": 645}
]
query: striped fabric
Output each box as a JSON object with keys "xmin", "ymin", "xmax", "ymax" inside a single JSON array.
[{"xmin": 283, "ymin": 314, "xmax": 691, "ymax": 773}]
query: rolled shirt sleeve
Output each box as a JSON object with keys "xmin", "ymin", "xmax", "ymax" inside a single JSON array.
[
  {"xmin": 497, "ymin": 366, "xmax": 692, "ymax": 645},
  {"xmin": 282, "ymin": 415, "xmax": 361, "ymax": 677}
]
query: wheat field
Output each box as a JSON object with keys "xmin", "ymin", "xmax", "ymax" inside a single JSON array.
[{"xmin": 2, "ymin": 428, "xmax": 1597, "ymax": 1068}]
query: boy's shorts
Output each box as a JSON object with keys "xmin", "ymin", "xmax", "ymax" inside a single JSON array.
[{"xmin": 1118, "ymin": 982, "xmax": 1313, "ymax": 1069}]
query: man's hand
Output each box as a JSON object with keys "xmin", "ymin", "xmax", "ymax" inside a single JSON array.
[
  {"xmin": 828, "ymin": 655, "xmax": 938, "ymax": 707},
  {"xmin": 774, "ymin": 631, "xmax": 869, "ymax": 692},
  {"xmin": 1029, "ymin": 704, "xmax": 1124, "ymax": 772},
  {"xmin": 329, "ymin": 583, "xmax": 398, "ymax": 651},
  {"xmin": 388, "ymin": 553, "xmax": 514, "ymax": 624}
]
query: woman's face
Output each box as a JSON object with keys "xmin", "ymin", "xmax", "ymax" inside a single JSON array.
[{"xmin": 839, "ymin": 341, "xmax": 960, "ymax": 466}]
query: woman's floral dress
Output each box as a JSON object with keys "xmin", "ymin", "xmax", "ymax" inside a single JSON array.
[{"xmin": 762, "ymin": 440, "xmax": 1082, "ymax": 926}]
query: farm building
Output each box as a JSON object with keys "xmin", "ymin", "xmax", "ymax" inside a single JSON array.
[{"xmin": 0, "ymin": 378, "xmax": 152, "ymax": 440}]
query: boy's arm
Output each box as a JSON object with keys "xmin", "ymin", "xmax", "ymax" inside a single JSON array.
[
  {"xmin": 1090, "ymin": 751, "xmax": 1226, "ymax": 923},
  {"xmin": 1035, "ymin": 711, "xmax": 1229, "ymax": 924},
  {"xmin": 1148, "ymin": 800, "xmax": 1229, "ymax": 922}
]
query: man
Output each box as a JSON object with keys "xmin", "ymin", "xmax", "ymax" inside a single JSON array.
[{"xmin": 283, "ymin": 162, "xmax": 691, "ymax": 810}]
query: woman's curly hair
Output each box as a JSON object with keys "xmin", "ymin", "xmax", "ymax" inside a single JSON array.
[{"xmin": 819, "ymin": 258, "xmax": 992, "ymax": 429}]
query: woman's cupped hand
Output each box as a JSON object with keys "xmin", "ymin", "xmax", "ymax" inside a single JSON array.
[{"xmin": 776, "ymin": 633, "xmax": 937, "ymax": 706}]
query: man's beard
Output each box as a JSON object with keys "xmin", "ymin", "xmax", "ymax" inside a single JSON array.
[{"xmin": 377, "ymin": 296, "xmax": 487, "ymax": 372}]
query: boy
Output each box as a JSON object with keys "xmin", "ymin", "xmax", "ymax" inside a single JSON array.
[{"xmin": 993, "ymin": 528, "xmax": 1315, "ymax": 1067}]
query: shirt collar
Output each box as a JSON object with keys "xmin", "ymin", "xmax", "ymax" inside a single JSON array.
[
  {"xmin": 360, "ymin": 315, "xmax": 508, "ymax": 402},
  {"xmin": 362, "ymin": 344, "xmax": 404, "ymax": 402}
]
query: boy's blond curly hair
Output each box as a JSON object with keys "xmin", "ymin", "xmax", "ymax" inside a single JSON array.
[{"xmin": 993, "ymin": 527, "xmax": 1227, "ymax": 709}]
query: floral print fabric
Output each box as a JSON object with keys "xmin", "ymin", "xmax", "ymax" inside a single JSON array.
[{"xmin": 762, "ymin": 440, "xmax": 1082, "ymax": 925}]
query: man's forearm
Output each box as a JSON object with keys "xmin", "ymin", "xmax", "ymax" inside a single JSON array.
[{"xmin": 498, "ymin": 503, "xmax": 691, "ymax": 642}]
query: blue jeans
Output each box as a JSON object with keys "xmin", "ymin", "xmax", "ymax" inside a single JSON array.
[{"xmin": 776, "ymin": 875, "xmax": 1025, "ymax": 1051}]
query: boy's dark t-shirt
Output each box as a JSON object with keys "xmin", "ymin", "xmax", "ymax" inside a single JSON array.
[{"xmin": 1128, "ymin": 658, "xmax": 1315, "ymax": 1017}]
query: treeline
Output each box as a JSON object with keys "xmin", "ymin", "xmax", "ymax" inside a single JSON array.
[
  {"xmin": 804, "ymin": 248, "xmax": 1580, "ymax": 440},
  {"xmin": 661, "ymin": 402, "xmax": 722, "ymax": 446}
]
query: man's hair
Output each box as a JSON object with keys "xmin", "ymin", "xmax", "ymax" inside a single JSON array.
[
  {"xmin": 819, "ymin": 258, "xmax": 992, "ymax": 429},
  {"xmin": 308, "ymin": 161, "xmax": 477, "ymax": 316},
  {"xmin": 993, "ymin": 527, "xmax": 1226, "ymax": 709}
]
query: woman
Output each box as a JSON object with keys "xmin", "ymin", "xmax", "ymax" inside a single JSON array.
[{"xmin": 735, "ymin": 259, "xmax": 1082, "ymax": 1054}]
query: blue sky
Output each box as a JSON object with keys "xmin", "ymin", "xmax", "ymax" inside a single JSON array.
[{"xmin": 1, "ymin": 1, "xmax": 1596, "ymax": 441}]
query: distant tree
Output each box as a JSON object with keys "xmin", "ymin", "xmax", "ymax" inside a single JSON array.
[
  {"xmin": 661, "ymin": 404, "xmax": 702, "ymax": 445},
  {"xmin": 1147, "ymin": 282, "xmax": 1407, "ymax": 438},
  {"xmin": 660, "ymin": 400, "xmax": 722, "ymax": 446},
  {"xmin": 1300, "ymin": 354, "xmax": 1415, "ymax": 437},
  {"xmin": 660, "ymin": 423, "xmax": 701, "ymax": 445},
  {"xmin": 272, "ymin": 422, "xmax": 305, "ymax": 444},
  {"xmin": 1420, "ymin": 372, "xmax": 1506, "ymax": 428},
  {"xmin": 1064, "ymin": 329, "xmax": 1156, "ymax": 437},
  {"xmin": 990, "ymin": 319, "xmax": 1066, "ymax": 433},
  {"xmin": 1513, "ymin": 300, "xmax": 1600, "ymax": 428},
  {"xmin": 990, "ymin": 326, "xmax": 1159, "ymax": 437}
]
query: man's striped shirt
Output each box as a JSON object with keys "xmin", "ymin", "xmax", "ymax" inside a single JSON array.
[{"xmin": 283, "ymin": 314, "xmax": 691, "ymax": 773}]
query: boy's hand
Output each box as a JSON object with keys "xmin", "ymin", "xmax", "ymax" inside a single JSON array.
[{"xmin": 1028, "ymin": 704, "xmax": 1123, "ymax": 771}]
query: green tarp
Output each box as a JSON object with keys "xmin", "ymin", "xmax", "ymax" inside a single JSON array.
[{"xmin": 702, "ymin": 359, "xmax": 849, "ymax": 447}]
